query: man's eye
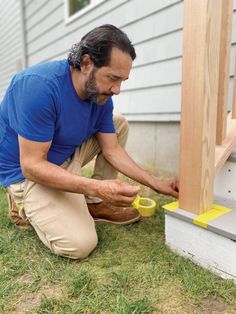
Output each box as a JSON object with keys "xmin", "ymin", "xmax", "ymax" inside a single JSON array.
[{"xmin": 109, "ymin": 76, "xmax": 118, "ymax": 81}]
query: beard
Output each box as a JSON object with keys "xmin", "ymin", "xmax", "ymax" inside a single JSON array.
[{"xmin": 85, "ymin": 69, "xmax": 113, "ymax": 105}]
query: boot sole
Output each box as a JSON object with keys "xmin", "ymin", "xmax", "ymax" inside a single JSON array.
[{"xmin": 93, "ymin": 215, "xmax": 141, "ymax": 225}]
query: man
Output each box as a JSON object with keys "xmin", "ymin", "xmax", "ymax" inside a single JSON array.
[{"xmin": 0, "ymin": 24, "xmax": 178, "ymax": 259}]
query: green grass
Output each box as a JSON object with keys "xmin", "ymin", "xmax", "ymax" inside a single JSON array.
[{"xmin": 0, "ymin": 180, "xmax": 236, "ymax": 313}]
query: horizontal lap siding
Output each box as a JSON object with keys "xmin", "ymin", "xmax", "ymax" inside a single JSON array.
[
  {"xmin": 23, "ymin": 0, "xmax": 183, "ymax": 120},
  {"xmin": 115, "ymin": 0, "xmax": 183, "ymax": 118},
  {"xmin": 25, "ymin": 0, "xmax": 128, "ymax": 64},
  {"xmin": 1, "ymin": 0, "xmax": 235, "ymax": 119},
  {"xmin": 117, "ymin": 1, "xmax": 236, "ymax": 119},
  {"xmin": 0, "ymin": 0, "xmax": 22, "ymax": 100}
]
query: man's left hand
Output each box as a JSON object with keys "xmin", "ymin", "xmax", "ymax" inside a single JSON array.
[{"xmin": 152, "ymin": 178, "xmax": 179, "ymax": 198}]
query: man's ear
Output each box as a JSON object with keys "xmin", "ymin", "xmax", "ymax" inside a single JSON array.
[{"xmin": 80, "ymin": 54, "xmax": 93, "ymax": 74}]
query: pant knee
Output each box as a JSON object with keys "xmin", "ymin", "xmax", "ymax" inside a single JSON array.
[{"xmin": 51, "ymin": 232, "xmax": 98, "ymax": 260}]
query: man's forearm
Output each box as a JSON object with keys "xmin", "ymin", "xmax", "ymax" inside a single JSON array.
[
  {"xmin": 102, "ymin": 145, "xmax": 161, "ymax": 190},
  {"xmin": 22, "ymin": 158, "xmax": 141, "ymax": 205},
  {"xmin": 22, "ymin": 159, "xmax": 99, "ymax": 196}
]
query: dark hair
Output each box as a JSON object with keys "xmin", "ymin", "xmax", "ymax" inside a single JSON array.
[{"xmin": 68, "ymin": 24, "xmax": 136, "ymax": 70}]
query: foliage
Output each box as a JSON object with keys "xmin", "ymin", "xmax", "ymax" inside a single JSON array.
[{"xmin": 69, "ymin": 0, "xmax": 90, "ymax": 16}]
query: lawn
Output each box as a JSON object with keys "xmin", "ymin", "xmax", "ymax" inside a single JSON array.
[{"xmin": 0, "ymin": 178, "xmax": 236, "ymax": 313}]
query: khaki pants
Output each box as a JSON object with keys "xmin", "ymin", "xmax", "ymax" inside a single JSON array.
[{"xmin": 6, "ymin": 115, "xmax": 128, "ymax": 259}]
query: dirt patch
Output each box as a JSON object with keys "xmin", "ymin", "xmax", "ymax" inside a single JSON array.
[
  {"xmin": 200, "ymin": 294, "xmax": 229, "ymax": 314},
  {"xmin": 155, "ymin": 280, "xmax": 201, "ymax": 314},
  {"xmin": 13, "ymin": 285, "xmax": 63, "ymax": 313},
  {"xmin": 17, "ymin": 273, "xmax": 34, "ymax": 285},
  {"xmin": 13, "ymin": 293, "xmax": 41, "ymax": 314}
]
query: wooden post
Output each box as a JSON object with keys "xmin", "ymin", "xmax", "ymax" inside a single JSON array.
[
  {"xmin": 215, "ymin": 113, "xmax": 236, "ymax": 175},
  {"xmin": 216, "ymin": 0, "xmax": 233, "ymax": 145},
  {"xmin": 179, "ymin": 0, "xmax": 222, "ymax": 214},
  {"xmin": 232, "ymin": 56, "xmax": 236, "ymax": 119}
]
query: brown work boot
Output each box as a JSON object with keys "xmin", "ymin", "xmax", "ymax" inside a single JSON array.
[
  {"xmin": 87, "ymin": 202, "xmax": 141, "ymax": 225},
  {"xmin": 7, "ymin": 193, "xmax": 30, "ymax": 228}
]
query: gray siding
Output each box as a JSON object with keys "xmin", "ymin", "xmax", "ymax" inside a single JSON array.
[
  {"xmin": 1, "ymin": 0, "xmax": 236, "ymax": 120},
  {"xmin": 117, "ymin": 0, "xmax": 183, "ymax": 119},
  {"xmin": 22, "ymin": 0, "xmax": 236, "ymax": 121},
  {"xmin": 0, "ymin": 0, "xmax": 235, "ymax": 173},
  {"xmin": 0, "ymin": 0, "xmax": 23, "ymax": 100},
  {"xmin": 22, "ymin": 0, "xmax": 183, "ymax": 120}
]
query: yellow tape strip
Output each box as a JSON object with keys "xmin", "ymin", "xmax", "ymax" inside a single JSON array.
[
  {"xmin": 194, "ymin": 204, "xmax": 232, "ymax": 228},
  {"xmin": 163, "ymin": 201, "xmax": 231, "ymax": 228},
  {"xmin": 162, "ymin": 201, "xmax": 179, "ymax": 211}
]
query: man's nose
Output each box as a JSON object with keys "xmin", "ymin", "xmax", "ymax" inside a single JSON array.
[{"xmin": 110, "ymin": 84, "xmax": 121, "ymax": 95}]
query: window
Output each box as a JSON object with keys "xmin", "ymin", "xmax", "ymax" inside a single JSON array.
[
  {"xmin": 69, "ymin": 0, "xmax": 90, "ymax": 16},
  {"xmin": 65, "ymin": 0, "xmax": 106, "ymax": 24}
]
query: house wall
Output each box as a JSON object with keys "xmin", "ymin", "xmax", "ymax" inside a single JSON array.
[
  {"xmin": 0, "ymin": 0, "xmax": 236, "ymax": 175},
  {"xmin": 126, "ymin": 0, "xmax": 236, "ymax": 175},
  {"xmin": 0, "ymin": 0, "xmax": 23, "ymax": 100},
  {"xmin": 23, "ymin": 0, "xmax": 183, "ymax": 120}
]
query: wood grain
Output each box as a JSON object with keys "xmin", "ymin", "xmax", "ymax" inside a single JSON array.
[
  {"xmin": 232, "ymin": 55, "xmax": 236, "ymax": 119},
  {"xmin": 179, "ymin": 0, "xmax": 222, "ymax": 214},
  {"xmin": 216, "ymin": 0, "xmax": 233, "ymax": 145},
  {"xmin": 215, "ymin": 113, "xmax": 236, "ymax": 174}
]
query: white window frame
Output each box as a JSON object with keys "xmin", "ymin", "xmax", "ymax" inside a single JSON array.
[{"xmin": 64, "ymin": 0, "xmax": 107, "ymax": 25}]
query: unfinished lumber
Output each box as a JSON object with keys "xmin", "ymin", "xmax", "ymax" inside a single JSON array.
[
  {"xmin": 232, "ymin": 56, "xmax": 236, "ymax": 119},
  {"xmin": 215, "ymin": 113, "xmax": 236, "ymax": 175},
  {"xmin": 216, "ymin": 0, "xmax": 233, "ymax": 145},
  {"xmin": 179, "ymin": 0, "xmax": 222, "ymax": 214}
]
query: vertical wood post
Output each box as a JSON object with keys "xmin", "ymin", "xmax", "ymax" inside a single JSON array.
[
  {"xmin": 179, "ymin": 0, "xmax": 222, "ymax": 214},
  {"xmin": 232, "ymin": 56, "xmax": 236, "ymax": 119},
  {"xmin": 216, "ymin": 0, "xmax": 233, "ymax": 144}
]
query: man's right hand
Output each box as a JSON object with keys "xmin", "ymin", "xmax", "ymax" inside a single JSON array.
[{"xmin": 96, "ymin": 179, "xmax": 140, "ymax": 206}]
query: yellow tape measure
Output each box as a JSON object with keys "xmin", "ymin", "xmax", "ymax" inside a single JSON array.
[{"xmin": 132, "ymin": 194, "xmax": 157, "ymax": 217}]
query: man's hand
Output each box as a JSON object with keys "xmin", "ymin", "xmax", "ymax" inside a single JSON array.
[
  {"xmin": 96, "ymin": 179, "xmax": 140, "ymax": 206},
  {"xmin": 96, "ymin": 134, "xmax": 179, "ymax": 200},
  {"xmin": 151, "ymin": 177, "xmax": 179, "ymax": 198}
]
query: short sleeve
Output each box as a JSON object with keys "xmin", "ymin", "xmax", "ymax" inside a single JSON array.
[
  {"xmin": 98, "ymin": 97, "xmax": 115, "ymax": 133},
  {"xmin": 8, "ymin": 75, "xmax": 57, "ymax": 142}
]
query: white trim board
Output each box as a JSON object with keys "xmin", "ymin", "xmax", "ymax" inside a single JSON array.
[
  {"xmin": 214, "ymin": 159, "xmax": 236, "ymax": 200},
  {"xmin": 117, "ymin": 112, "xmax": 181, "ymax": 122}
]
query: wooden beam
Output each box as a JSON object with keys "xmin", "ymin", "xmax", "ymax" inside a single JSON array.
[
  {"xmin": 179, "ymin": 0, "xmax": 222, "ymax": 214},
  {"xmin": 232, "ymin": 56, "xmax": 236, "ymax": 119},
  {"xmin": 216, "ymin": 0, "xmax": 233, "ymax": 145},
  {"xmin": 215, "ymin": 113, "xmax": 236, "ymax": 175}
]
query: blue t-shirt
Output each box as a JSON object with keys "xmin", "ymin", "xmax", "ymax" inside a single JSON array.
[{"xmin": 0, "ymin": 59, "xmax": 115, "ymax": 188}]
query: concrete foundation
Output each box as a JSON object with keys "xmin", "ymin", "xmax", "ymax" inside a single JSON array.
[{"xmin": 126, "ymin": 121, "xmax": 180, "ymax": 176}]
